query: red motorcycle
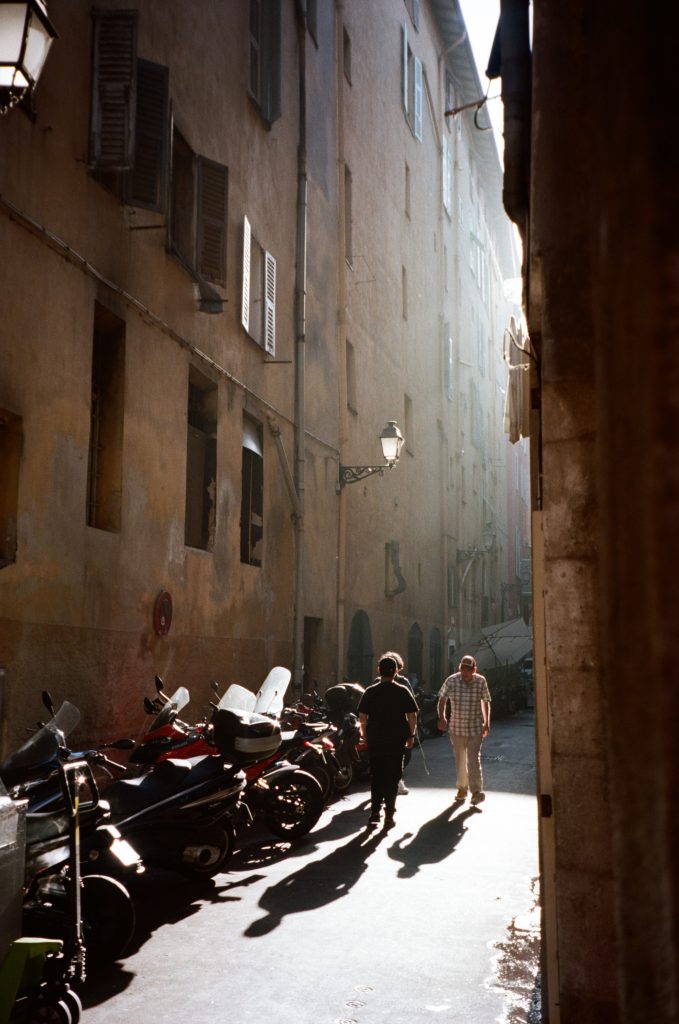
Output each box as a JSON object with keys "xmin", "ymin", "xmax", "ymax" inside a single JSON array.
[{"xmin": 124, "ymin": 672, "xmax": 325, "ymax": 840}]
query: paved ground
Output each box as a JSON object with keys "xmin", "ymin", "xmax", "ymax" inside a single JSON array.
[{"xmin": 81, "ymin": 711, "xmax": 540, "ymax": 1024}]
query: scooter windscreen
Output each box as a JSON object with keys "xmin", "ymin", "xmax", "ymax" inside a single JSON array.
[
  {"xmin": 146, "ymin": 686, "xmax": 190, "ymax": 731},
  {"xmin": 0, "ymin": 701, "xmax": 81, "ymax": 784},
  {"xmin": 253, "ymin": 666, "xmax": 290, "ymax": 716},
  {"xmin": 217, "ymin": 684, "xmax": 256, "ymax": 714}
]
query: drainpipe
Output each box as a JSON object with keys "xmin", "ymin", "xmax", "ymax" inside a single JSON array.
[
  {"xmin": 335, "ymin": 0, "xmax": 348, "ymax": 684},
  {"xmin": 292, "ymin": 0, "xmax": 308, "ymax": 693}
]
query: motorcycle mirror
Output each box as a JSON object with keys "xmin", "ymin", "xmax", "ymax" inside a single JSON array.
[
  {"xmin": 210, "ymin": 680, "xmax": 220, "ymax": 694},
  {"xmin": 143, "ymin": 697, "xmax": 157, "ymax": 715},
  {"xmin": 41, "ymin": 690, "xmax": 55, "ymax": 717},
  {"xmin": 154, "ymin": 676, "xmax": 168, "ymax": 698}
]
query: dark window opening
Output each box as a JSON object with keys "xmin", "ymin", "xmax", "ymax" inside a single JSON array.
[
  {"xmin": 87, "ymin": 304, "xmax": 125, "ymax": 533},
  {"xmin": 0, "ymin": 410, "xmax": 22, "ymax": 568},
  {"xmin": 240, "ymin": 417, "xmax": 263, "ymax": 566},
  {"xmin": 248, "ymin": 0, "xmax": 282, "ymax": 126},
  {"xmin": 185, "ymin": 369, "xmax": 217, "ymax": 550}
]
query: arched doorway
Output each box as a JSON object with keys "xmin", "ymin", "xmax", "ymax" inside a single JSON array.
[
  {"xmin": 407, "ymin": 622, "xmax": 423, "ymax": 685},
  {"xmin": 347, "ymin": 609, "xmax": 373, "ymax": 684},
  {"xmin": 429, "ymin": 626, "xmax": 442, "ymax": 690}
]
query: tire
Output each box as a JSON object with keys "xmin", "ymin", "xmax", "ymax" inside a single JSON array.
[
  {"xmin": 61, "ymin": 989, "xmax": 82, "ymax": 1024},
  {"xmin": 179, "ymin": 823, "xmax": 236, "ymax": 878},
  {"xmin": 331, "ymin": 755, "xmax": 353, "ymax": 792},
  {"xmin": 294, "ymin": 752, "xmax": 332, "ymax": 802},
  {"xmin": 26, "ymin": 998, "xmax": 73, "ymax": 1024},
  {"xmin": 81, "ymin": 874, "xmax": 135, "ymax": 966},
  {"xmin": 264, "ymin": 770, "xmax": 325, "ymax": 839}
]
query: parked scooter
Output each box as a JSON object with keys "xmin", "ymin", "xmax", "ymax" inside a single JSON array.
[
  {"xmin": 122, "ymin": 670, "xmax": 326, "ymax": 841},
  {"xmin": 0, "ymin": 705, "xmax": 138, "ymax": 968}
]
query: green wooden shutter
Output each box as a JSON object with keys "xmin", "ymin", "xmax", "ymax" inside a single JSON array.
[
  {"xmin": 89, "ymin": 10, "xmax": 138, "ymax": 170},
  {"xmin": 197, "ymin": 158, "xmax": 228, "ymax": 284},
  {"xmin": 126, "ymin": 59, "xmax": 169, "ymax": 211}
]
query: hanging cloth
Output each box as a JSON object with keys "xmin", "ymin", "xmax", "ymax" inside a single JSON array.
[{"xmin": 503, "ymin": 315, "xmax": 531, "ymax": 442}]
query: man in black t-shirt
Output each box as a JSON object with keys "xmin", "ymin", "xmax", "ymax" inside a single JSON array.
[{"xmin": 358, "ymin": 655, "xmax": 419, "ymax": 828}]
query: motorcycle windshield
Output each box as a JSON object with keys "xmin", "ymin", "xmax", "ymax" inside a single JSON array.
[
  {"xmin": 217, "ymin": 684, "xmax": 256, "ymax": 713},
  {"xmin": 147, "ymin": 686, "xmax": 191, "ymax": 731},
  {"xmin": 0, "ymin": 701, "xmax": 81, "ymax": 780},
  {"xmin": 253, "ymin": 667, "xmax": 290, "ymax": 716}
]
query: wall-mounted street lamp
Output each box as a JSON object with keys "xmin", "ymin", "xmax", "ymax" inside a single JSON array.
[
  {"xmin": 0, "ymin": 0, "xmax": 58, "ymax": 115},
  {"xmin": 338, "ymin": 420, "xmax": 404, "ymax": 490}
]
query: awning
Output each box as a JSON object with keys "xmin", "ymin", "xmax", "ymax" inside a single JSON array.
[{"xmin": 462, "ymin": 616, "xmax": 533, "ymax": 671}]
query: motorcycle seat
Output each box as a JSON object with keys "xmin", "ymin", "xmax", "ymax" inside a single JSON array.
[{"xmin": 106, "ymin": 757, "xmax": 245, "ymax": 816}]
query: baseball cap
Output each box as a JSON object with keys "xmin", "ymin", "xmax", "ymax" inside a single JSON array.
[{"xmin": 460, "ymin": 655, "xmax": 475, "ymax": 667}]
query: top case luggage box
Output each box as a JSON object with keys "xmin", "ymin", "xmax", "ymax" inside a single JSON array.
[
  {"xmin": 324, "ymin": 683, "xmax": 365, "ymax": 716},
  {"xmin": 213, "ymin": 708, "xmax": 281, "ymax": 764}
]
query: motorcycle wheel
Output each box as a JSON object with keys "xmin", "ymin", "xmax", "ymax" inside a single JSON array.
[
  {"xmin": 295, "ymin": 753, "xmax": 332, "ymax": 802},
  {"xmin": 332, "ymin": 756, "xmax": 353, "ymax": 792},
  {"xmin": 81, "ymin": 874, "xmax": 135, "ymax": 966},
  {"xmin": 25, "ymin": 998, "xmax": 73, "ymax": 1024},
  {"xmin": 179, "ymin": 823, "xmax": 236, "ymax": 878},
  {"xmin": 264, "ymin": 770, "xmax": 325, "ymax": 839},
  {"xmin": 61, "ymin": 989, "xmax": 82, "ymax": 1024}
]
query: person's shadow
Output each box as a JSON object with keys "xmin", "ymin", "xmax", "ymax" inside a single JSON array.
[
  {"xmin": 387, "ymin": 802, "xmax": 477, "ymax": 878},
  {"xmin": 244, "ymin": 824, "xmax": 385, "ymax": 937}
]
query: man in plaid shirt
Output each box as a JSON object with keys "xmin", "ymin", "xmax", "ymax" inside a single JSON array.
[{"xmin": 437, "ymin": 654, "xmax": 491, "ymax": 806}]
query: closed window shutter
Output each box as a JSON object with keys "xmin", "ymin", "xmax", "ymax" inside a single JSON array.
[
  {"xmin": 264, "ymin": 251, "xmax": 276, "ymax": 355},
  {"xmin": 414, "ymin": 57, "xmax": 423, "ymax": 140},
  {"xmin": 197, "ymin": 158, "xmax": 228, "ymax": 285},
  {"xmin": 126, "ymin": 59, "xmax": 169, "ymax": 210},
  {"xmin": 241, "ymin": 217, "xmax": 251, "ymax": 333},
  {"xmin": 89, "ymin": 10, "xmax": 138, "ymax": 170},
  {"xmin": 442, "ymin": 136, "xmax": 451, "ymax": 213},
  {"xmin": 261, "ymin": 0, "xmax": 282, "ymax": 124},
  {"xmin": 401, "ymin": 23, "xmax": 408, "ymax": 113}
]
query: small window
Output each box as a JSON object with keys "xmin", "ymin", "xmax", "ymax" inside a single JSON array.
[
  {"xmin": 445, "ymin": 71, "xmax": 454, "ymax": 128},
  {"xmin": 404, "ymin": 394, "xmax": 414, "ymax": 454},
  {"xmin": 442, "ymin": 136, "xmax": 452, "ymax": 214},
  {"xmin": 405, "ymin": 161, "xmax": 411, "ymax": 218},
  {"xmin": 241, "ymin": 417, "xmax": 263, "ymax": 567},
  {"xmin": 185, "ymin": 368, "xmax": 217, "ymax": 551},
  {"xmin": 169, "ymin": 126, "xmax": 228, "ymax": 285},
  {"xmin": 249, "ymin": 0, "xmax": 282, "ymax": 126},
  {"xmin": 87, "ymin": 304, "xmax": 126, "ymax": 533},
  {"xmin": 241, "ymin": 217, "xmax": 276, "ymax": 355},
  {"xmin": 0, "ymin": 410, "xmax": 22, "ymax": 568},
  {"xmin": 343, "ymin": 26, "xmax": 352, "ymax": 83},
  {"xmin": 344, "ymin": 164, "xmax": 353, "ymax": 266},
  {"xmin": 402, "ymin": 265, "xmax": 408, "ymax": 320},
  {"xmin": 346, "ymin": 340, "xmax": 357, "ymax": 414},
  {"xmin": 401, "ymin": 23, "xmax": 423, "ymax": 140},
  {"xmin": 444, "ymin": 325, "xmax": 454, "ymax": 401}
]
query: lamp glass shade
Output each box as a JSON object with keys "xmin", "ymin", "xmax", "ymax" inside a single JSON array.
[
  {"xmin": 24, "ymin": 7, "xmax": 53, "ymax": 81},
  {"xmin": 380, "ymin": 421, "xmax": 404, "ymax": 464},
  {"xmin": 0, "ymin": 1, "xmax": 56, "ymax": 91},
  {"xmin": 0, "ymin": 6, "xmax": 27, "ymax": 83}
]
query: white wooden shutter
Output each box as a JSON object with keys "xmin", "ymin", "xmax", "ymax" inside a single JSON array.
[
  {"xmin": 414, "ymin": 57, "xmax": 423, "ymax": 140},
  {"xmin": 401, "ymin": 23, "xmax": 408, "ymax": 114},
  {"xmin": 442, "ymin": 136, "xmax": 451, "ymax": 213},
  {"xmin": 264, "ymin": 251, "xmax": 276, "ymax": 355},
  {"xmin": 241, "ymin": 216, "xmax": 251, "ymax": 333}
]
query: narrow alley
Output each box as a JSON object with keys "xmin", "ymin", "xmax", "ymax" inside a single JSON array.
[{"xmin": 81, "ymin": 712, "xmax": 540, "ymax": 1024}]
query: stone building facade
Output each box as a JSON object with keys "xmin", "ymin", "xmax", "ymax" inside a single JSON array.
[{"xmin": 0, "ymin": 1, "xmax": 519, "ymax": 751}]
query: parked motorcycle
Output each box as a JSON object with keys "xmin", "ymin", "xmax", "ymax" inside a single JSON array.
[
  {"xmin": 0, "ymin": 704, "xmax": 138, "ymax": 967},
  {"xmin": 109, "ymin": 671, "xmax": 325, "ymax": 844}
]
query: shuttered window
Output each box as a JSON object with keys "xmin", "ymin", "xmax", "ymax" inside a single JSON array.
[
  {"xmin": 241, "ymin": 217, "xmax": 276, "ymax": 356},
  {"xmin": 401, "ymin": 22, "xmax": 423, "ymax": 142},
  {"xmin": 248, "ymin": 0, "xmax": 282, "ymax": 125},
  {"xmin": 126, "ymin": 59, "xmax": 169, "ymax": 211},
  {"xmin": 89, "ymin": 10, "xmax": 138, "ymax": 171},
  {"xmin": 197, "ymin": 159, "xmax": 228, "ymax": 285}
]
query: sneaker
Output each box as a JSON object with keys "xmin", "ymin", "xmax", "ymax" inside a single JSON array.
[
  {"xmin": 455, "ymin": 788, "xmax": 468, "ymax": 801},
  {"xmin": 397, "ymin": 780, "xmax": 409, "ymax": 795},
  {"xmin": 470, "ymin": 791, "xmax": 486, "ymax": 806},
  {"xmin": 384, "ymin": 814, "xmax": 395, "ymax": 828},
  {"xmin": 368, "ymin": 811, "xmax": 381, "ymax": 826}
]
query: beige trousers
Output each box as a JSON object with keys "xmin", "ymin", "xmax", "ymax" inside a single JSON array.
[{"xmin": 449, "ymin": 732, "xmax": 484, "ymax": 792}]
